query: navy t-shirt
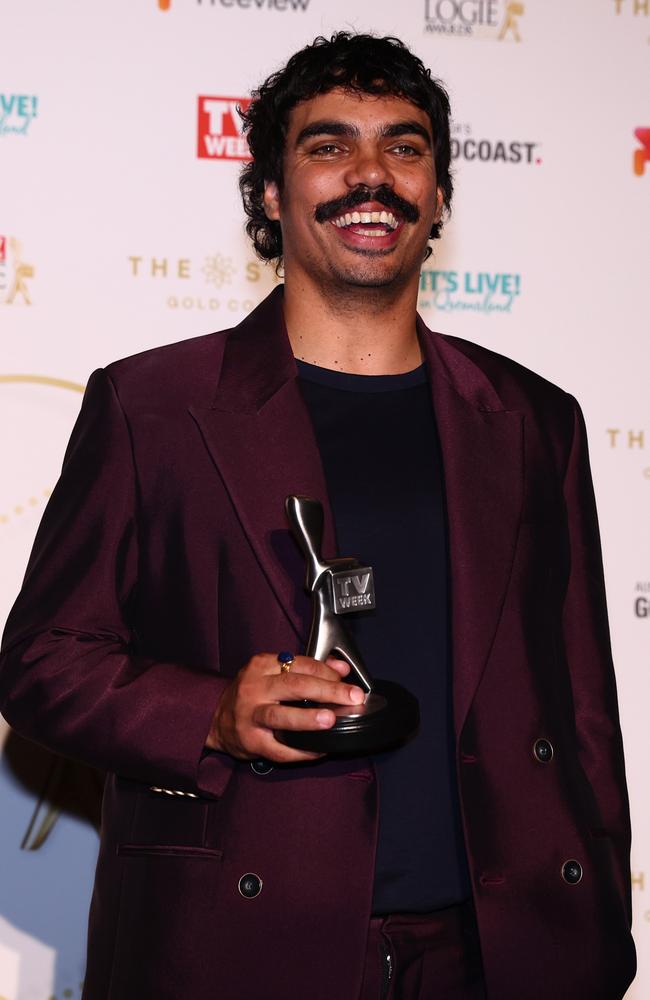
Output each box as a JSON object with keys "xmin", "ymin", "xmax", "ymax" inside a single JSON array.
[{"xmin": 297, "ymin": 359, "xmax": 471, "ymax": 915}]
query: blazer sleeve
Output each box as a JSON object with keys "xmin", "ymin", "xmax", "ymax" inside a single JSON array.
[
  {"xmin": 0, "ymin": 368, "xmax": 234, "ymax": 798},
  {"xmin": 562, "ymin": 395, "xmax": 633, "ymax": 922}
]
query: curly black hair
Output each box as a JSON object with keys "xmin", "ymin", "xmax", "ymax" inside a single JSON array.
[{"xmin": 239, "ymin": 33, "xmax": 453, "ymax": 264}]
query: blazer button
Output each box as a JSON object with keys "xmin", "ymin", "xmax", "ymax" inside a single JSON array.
[
  {"xmin": 533, "ymin": 738, "xmax": 554, "ymax": 762},
  {"xmin": 238, "ymin": 873, "xmax": 263, "ymax": 898},
  {"xmin": 250, "ymin": 759, "xmax": 274, "ymax": 775},
  {"xmin": 562, "ymin": 860, "xmax": 583, "ymax": 884}
]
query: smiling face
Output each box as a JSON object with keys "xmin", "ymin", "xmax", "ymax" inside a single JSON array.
[{"xmin": 263, "ymin": 88, "xmax": 443, "ymax": 296}]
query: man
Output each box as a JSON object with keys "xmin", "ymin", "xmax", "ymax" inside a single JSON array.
[{"xmin": 0, "ymin": 33, "xmax": 636, "ymax": 1000}]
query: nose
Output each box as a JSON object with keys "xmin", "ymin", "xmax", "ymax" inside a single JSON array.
[{"xmin": 343, "ymin": 143, "xmax": 394, "ymax": 191}]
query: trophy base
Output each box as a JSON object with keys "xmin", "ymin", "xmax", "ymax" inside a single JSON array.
[{"xmin": 276, "ymin": 680, "xmax": 420, "ymax": 754}]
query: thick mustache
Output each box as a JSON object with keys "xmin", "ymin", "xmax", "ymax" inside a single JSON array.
[{"xmin": 314, "ymin": 185, "xmax": 420, "ymax": 225}]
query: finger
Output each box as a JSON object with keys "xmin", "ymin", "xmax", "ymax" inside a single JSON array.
[
  {"xmin": 325, "ymin": 657, "xmax": 351, "ymax": 677},
  {"xmin": 250, "ymin": 653, "xmax": 340, "ymax": 681},
  {"xmin": 265, "ymin": 654, "xmax": 348, "ymax": 683},
  {"xmin": 271, "ymin": 672, "xmax": 365, "ymax": 706},
  {"xmin": 284, "ymin": 655, "xmax": 348, "ymax": 681},
  {"xmin": 253, "ymin": 703, "xmax": 338, "ymax": 732}
]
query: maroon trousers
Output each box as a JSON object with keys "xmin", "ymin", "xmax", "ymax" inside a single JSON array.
[{"xmin": 359, "ymin": 901, "xmax": 486, "ymax": 1000}]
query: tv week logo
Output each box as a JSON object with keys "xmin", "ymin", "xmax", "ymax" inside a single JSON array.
[{"xmin": 197, "ymin": 96, "xmax": 251, "ymax": 161}]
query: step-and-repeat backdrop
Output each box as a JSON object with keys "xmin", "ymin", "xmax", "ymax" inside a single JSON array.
[{"xmin": 1, "ymin": 1, "xmax": 648, "ymax": 996}]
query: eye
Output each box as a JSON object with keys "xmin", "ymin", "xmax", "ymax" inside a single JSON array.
[
  {"xmin": 389, "ymin": 143, "xmax": 419, "ymax": 156},
  {"xmin": 310, "ymin": 142, "xmax": 342, "ymax": 156}
]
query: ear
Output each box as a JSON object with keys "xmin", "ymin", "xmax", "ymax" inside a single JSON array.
[
  {"xmin": 263, "ymin": 180, "xmax": 281, "ymax": 221},
  {"xmin": 433, "ymin": 186, "xmax": 444, "ymax": 223}
]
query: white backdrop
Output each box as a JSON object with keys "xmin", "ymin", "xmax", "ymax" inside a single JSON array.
[{"xmin": 1, "ymin": 1, "xmax": 648, "ymax": 997}]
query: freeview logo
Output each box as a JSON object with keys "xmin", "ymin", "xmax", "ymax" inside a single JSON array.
[{"xmin": 158, "ymin": 0, "xmax": 311, "ymax": 8}]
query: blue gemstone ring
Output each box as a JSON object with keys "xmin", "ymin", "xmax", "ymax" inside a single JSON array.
[{"xmin": 277, "ymin": 651, "xmax": 295, "ymax": 673}]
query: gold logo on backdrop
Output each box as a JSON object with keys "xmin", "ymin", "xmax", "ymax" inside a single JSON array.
[
  {"xmin": 606, "ymin": 428, "xmax": 645, "ymax": 449},
  {"xmin": 127, "ymin": 252, "xmax": 280, "ymax": 313},
  {"xmin": 612, "ymin": 0, "xmax": 649, "ymax": 14},
  {"xmin": 498, "ymin": 1, "xmax": 524, "ymax": 40},
  {"xmin": 0, "ymin": 374, "xmax": 85, "ymax": 393},
  {"xmin": 202, "ymin": 253, "xmax": 236, "ymax": 288},
  {"xmin": 0, "ymin": 237, "xmax": 35, "ymax": 305},
  {"xmin": 605, "ymin": 428, "xmax": 648, "ymax": 479}
]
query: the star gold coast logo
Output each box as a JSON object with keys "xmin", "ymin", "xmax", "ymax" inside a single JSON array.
[
  {"xmin": 612, "ymin": 0, "xmax": 649, "ymax": 16},
  {"xmin": 127, "ymin": 250, "xmax": 279, "ymax": 313},
  {"xmin": 424, "ymin": 0, "xmax": 524, "ymax": 40},
  {"xmin": 0, "ymin": 236, "xmax": 35, "ymax": 305}
]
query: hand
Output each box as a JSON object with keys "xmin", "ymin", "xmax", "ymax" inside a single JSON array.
[{"xmin": 205, "ymin": 653, "xmax": 365, "ymax": 763}]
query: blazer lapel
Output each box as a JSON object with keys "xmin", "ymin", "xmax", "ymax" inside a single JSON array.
[
  {"xmin": 420, "ymin": 324, "xmax": 524, "ymax": 737},
  {"xmin": 190, "ymin": 288, "xmax": 336, "ymax": 643}
]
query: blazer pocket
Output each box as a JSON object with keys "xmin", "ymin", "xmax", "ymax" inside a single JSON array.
[{"xmin": 117, "ymin": 843, "xmax": 223, "ymax": 860}]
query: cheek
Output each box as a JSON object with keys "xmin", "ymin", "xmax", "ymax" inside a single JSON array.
[
  {"xmin": 308, "ymin": 178, "xmax": 340, "ymax": 208},
  {"xmin": 281, "ymin": 177, "xmax": 328, "ymax": 219},
  {"xmin": 296, "ymin": 165, "xmax": 345, "ymax": 205}
]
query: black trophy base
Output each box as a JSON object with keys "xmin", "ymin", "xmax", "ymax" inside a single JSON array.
[{"xmin": 275, "ymin": 679, "xmax": 420, "ymax": 754}]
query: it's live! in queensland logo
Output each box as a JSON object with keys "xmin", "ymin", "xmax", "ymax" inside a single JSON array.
[
  {"xmin": 418, "ymin": 267, "xmax": 522, "ymax": 315},
  {"xmin": 197, "ymin": 96, "xmax": 251, "ymax": 160},
  {"xmin": 0, "ymin": 93, "xmax": 38, "ymax": 137}
]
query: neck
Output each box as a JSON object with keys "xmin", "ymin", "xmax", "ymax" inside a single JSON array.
[{"xmin": 282, "ymin": 272, "xmax": 423, "ymax": 375}]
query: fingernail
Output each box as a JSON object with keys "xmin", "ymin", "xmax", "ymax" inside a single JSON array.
[
  {"xmin": 317, "ymin": 710, "xmax": 334, "ymax": 727},
  {"xmin": 349, "ymin": 687, "xmax": 365, "ymax": 704}
]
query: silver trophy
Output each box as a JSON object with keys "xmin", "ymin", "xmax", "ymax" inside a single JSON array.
[{"xmin": 276, "ymin": 495, "xmax": 420, "ymax": 754}]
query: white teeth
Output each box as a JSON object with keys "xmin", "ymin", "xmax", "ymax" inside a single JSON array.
[
  {"xmin": 331, "ymin": 210, "xmax": 399, "ymax": 231},
  {"xmin": 357, "ymin": 228, "xmax": 389, "ymax": 236}
]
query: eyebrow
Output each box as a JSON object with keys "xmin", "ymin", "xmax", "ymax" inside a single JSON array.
[{"xmin": 295, "ymin": 119, "xmax": 433, "ymax": 147}]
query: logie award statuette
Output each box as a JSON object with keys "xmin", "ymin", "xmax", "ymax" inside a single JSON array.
[{"xmin": 276, "ymin": 495, "xmax": 420, "ymax": 754}]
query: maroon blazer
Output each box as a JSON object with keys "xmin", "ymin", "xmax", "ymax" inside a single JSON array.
[{"xmin": 0, "ymin": 288, "xmax": 635, "ymax": 999}]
